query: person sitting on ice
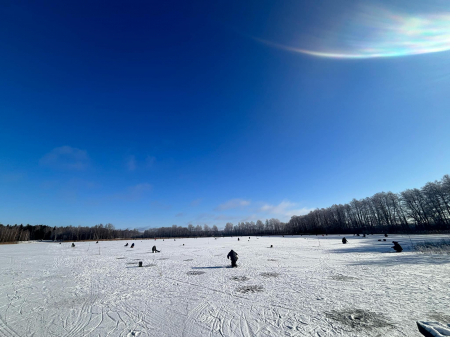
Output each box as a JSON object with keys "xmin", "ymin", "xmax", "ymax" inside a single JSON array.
[
  {"xmin": 227, "ymin": 249, "xmax": 238, "ymax": 268},
  {"xmin": 342, "ymin": 237, "xmax": 347, "ymax": 244},
  {"xmin": 392, "ymin": 241, "xmax": 403, "ymax": 252},
  {"xmin": 71, "ymin": 243, "xmax": 75, "ymax": 247},
  {"xmin": 130, "ymin": 243, "xmax": 135, "ymax": 248},
  {"xmin": 152, "ymin": 245, "xmax": 160, "ymax": 253},
  {"xmin": 124, "ymin": 243, "xmax": 128, "ymax": 247}
]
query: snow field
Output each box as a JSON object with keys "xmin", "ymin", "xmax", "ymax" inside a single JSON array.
[{"xmin": 1, "ymin": 235, "xmax": 450, "ymax": 336}]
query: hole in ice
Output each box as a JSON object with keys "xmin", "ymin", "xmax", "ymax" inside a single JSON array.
[
  {"xmin": 230, "ymin": 276, "xmax": 249, "ymax": 282},
  {"xmin": 428, "ymin": 312, "xmax": 450, "ymax": 322},
  {"xmin": 267, "ymin": 259, "xmax": 277, "ymax": 261},
  {"xmin": 116, "ymin": 257, "xmax": 126, "ymax": 259},
  {"xmin": 184, "ymin": 259, "xmax": 193, "ymax": 261},
  {"xmin": 236, "ymin": 285, "xmax": 264, "ymax": 293},
  {"xmin": 260, "ymin": 272, "xmax": 279, "ymax": 278},
  {"xmin": 158, "ymin": 258, "xmax": 169, "ymax": 260},
  {"xmin": 142, "ymin": 264, "xmax": 157, "ymax": 268},
  {"xmin": 187, "ymin": 271, "xmax": 205, "ymax": 275},
  {"xmin": 325, "ymin": 309, "xmax": 393, "ymax": 330}
]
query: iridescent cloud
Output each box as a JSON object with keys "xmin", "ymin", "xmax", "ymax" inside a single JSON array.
[{"xmin": 259, "ymin": 6, "xmax": 450, "ymax": 58}]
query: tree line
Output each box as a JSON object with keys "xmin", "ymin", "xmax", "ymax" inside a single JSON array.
[
  {"xmin": 286, "ymin": 174, "xmax": 450, "ymax": 235},
  {"xmin": 0, "ymin": 223, "xmax": 141, "ymax": 243},
  {"xmin": 1, "ymin": 174, "xmax": 449, "ymax": 242}
]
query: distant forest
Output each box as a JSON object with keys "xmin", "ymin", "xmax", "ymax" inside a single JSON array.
[{"xmin": 1, "ymin": 174, "xmax": 449, "ymax": 242}]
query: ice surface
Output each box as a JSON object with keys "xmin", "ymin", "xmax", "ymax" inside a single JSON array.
[{"xmin": 0, "ymin": 234, "xmax": 449, "ymax": 336}]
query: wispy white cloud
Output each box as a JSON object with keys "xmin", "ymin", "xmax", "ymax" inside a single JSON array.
[
  {"xmin": 130, "ymin": 183, "xmax": 152, "ymax": 193},
  {"xmin": 214, "ymin": 214, "xmax": 243, "ymax": 221},
  {"xmin": 127, "ymin": 155, "xmax": 156, "ymax": 171},
  {"xmin": 258, "ymin": 200, "xmax": 312, "ymax": 219},
  {"xmin": 145, "ymin": 156, "xmax": 156, "ymax": 168},
  {"xmin": 1, "ymin": 172, "xmax": 26, "ymax": 183},
  {"xmin": 150, "ymin": 200, "xmax": 172, "ymax": 210},
  {"xmin": 127, "ymin": 155, "xmax": 137, "ymax": 171},
  {"xmin": 215, "ymin": 199, "xmax": 251, "ymax": 211},
  {"xmin": 113, "ymin": 183, "xmax": 152, "ymax": 201},
  {"xmin": 40, "ymin": 146, "xmax": 89, "ymax": 170},
  {"xmin": 190, "ymin": 198, "xmax": 202, "ymax": 207}
]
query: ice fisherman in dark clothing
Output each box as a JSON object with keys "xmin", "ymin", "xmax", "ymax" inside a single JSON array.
[
  {"xmin": 392, "ymin": 241, "xmax": 403, "ymax": 252},
  {"xmin": 152, "ymin": 245, "xmax": 160, "ymax": 253},
  {"xmin": 227, "ymin": 250, "xmax": 238, "ymax": 267},
  {"xmin": 342, "ymin": 237, "xmax": 347, "ymax": 244}
]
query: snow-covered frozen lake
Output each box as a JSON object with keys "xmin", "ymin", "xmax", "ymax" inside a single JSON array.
[{"xmin": 1, "ymin": 235, "xmax": 449, "ymax": 336}]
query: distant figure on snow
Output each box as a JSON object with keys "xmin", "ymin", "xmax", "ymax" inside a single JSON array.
[
  {"xmin": 238, "ymin": 238, "xmax": 240, "ymax": 241},
  {"xmin": 71, "ymin": 243, "xmax": 75, "ymax": 247},
  {"xmin": 152, "ymin": 245, "xmax": 160, "ymax": 253},
  {"xmin": 125, "ymin": 243, "xmax": 128, "ymax": 247},
  {"xmin": 342, "ymin": 237, "xmax": 347, "ymax": 244},
  {"xmin": 227, "ymin": 249, "xmax": 238, "ymax": 268},
  {"xmin": 130, "ymin": 243, "xmax": 135, "ymax": 248},
  {"xmin": 96, "ymin": 241, "xmax": 98, "ymax": 243},
  {"xmin": 392, "ymin": 241, "xmax": 403, "ymax": 252},
  {"xmin": 384, "ymin": 233, "xmax": 388, "ymax": 237}
]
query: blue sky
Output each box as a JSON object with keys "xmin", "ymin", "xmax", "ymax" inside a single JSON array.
[{"xmin": 1, "ymin": 0, "xmax": 449, "ymax": 229}]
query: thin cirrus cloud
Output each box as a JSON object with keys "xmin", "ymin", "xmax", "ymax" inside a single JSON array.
[
  {"xmin": 257, "ymin": 5, "xmax": 450, "ymax": 59},
  {"xmin": 150, "ymin": 200, "xmax": 172, "ymax": 210},
  {"xmin": 113, "ymin": 183, "xmax": 152, "ymax": 201},
  {"xmin": 126, "ymin": 155, "xmax": 155, "ymax": 171},
  {"xmin": 215, "ymin": 199, "xmax": 251, "ymax": 211},
  {"xmin": 126, "ymin": 155, "xmax": 137, "ymax": 171},
  {"xmin": 40, "ymin": 146, "xmax": 89, "ymax": 170},
  {"xmin": 1, "ymin": 172, "xmax": 26, "ymax": 183},
  {"xmin": 190, "ymin": 198, "xmax": 202, "ymax": 207},
  {"xmin": 258, "ymin": 200, "xmax": 312, "ymax": 218}
]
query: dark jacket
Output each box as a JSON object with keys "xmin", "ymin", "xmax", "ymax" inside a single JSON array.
[{"xmin": 227, "ymin": 250, "xmax": 238, "ymax": 261}]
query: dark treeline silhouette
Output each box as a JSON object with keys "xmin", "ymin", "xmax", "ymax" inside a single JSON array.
[
  {"xmin": 0, "ymin": 223, "xmax": 140, "ymax": 243},
  {"xmin": 141, "ymin": 219, "xmax": 285, "ymax": 238},
  {"xmin": 1, "ymin": 174, "xmax": 449, "ymax": 242},
  {"xmin": 286, "ymin": 174, "xmax": 450, "ymax": 235}
]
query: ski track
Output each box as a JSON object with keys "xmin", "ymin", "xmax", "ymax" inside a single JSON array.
[{"xmin": 1, "ymin": 235, "xmax": 450, "ymax": 336}]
